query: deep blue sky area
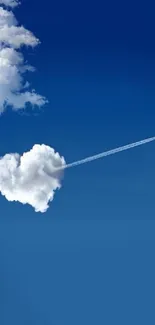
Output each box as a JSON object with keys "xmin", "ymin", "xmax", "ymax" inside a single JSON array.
[{"xmin": 1, "ymin": 0, "xmax": 155, "ymax": 324}]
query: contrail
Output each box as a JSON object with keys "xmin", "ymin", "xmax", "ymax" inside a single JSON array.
[{"xmin": 60, "ymin": 136, "xmax": 155, "ymax": 170}]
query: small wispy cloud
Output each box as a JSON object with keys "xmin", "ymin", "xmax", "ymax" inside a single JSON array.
[
  {"xmin": 0, "ymin": 0, "xmax": 19, "ymax": 7},
  {"xmin": 0, "ymin": 1, "xmax": 47, "ymax": 113},
  {"xmin": 0, "ymin": 145, "xmax": 65, "ymax": 212}
]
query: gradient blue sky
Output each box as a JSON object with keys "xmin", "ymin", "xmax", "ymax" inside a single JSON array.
[{"xmin": 1, "ymin": 0, "xmax": 155, "ymax": 324}]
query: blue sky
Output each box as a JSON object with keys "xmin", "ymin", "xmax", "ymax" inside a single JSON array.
[{"xmin": 1, "ymin": 0, "xmax": 155, "ymax": 324}]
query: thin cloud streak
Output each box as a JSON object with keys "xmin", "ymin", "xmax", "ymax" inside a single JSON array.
[{"xmin": 63, "ymin": 136, "xmax": 155, "ymax": 170}]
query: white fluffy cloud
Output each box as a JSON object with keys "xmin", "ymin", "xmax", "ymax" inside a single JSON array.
[
  {"xmin": 0, "ymin": 145, "xmax": 66, "ymax": 212},
  {"xmin": 0, "ymin": 2, "xmax": 47, "ymax": 113}
]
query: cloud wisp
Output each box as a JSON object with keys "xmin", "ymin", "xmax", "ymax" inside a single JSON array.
[
  {"xmin": 63, "ymin": 136, "xmax": 155, "ymax": 169},
  {"xmin": 0, "ymin": 145, "xmax": 65, "ymax": 212},
  {"xmin": 0, "ymin": 0, "xmax": 47, "ymax": 113},
  {"xmin": 0, "ymin": 0, "xmax": 19, "ymax": 7}
]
